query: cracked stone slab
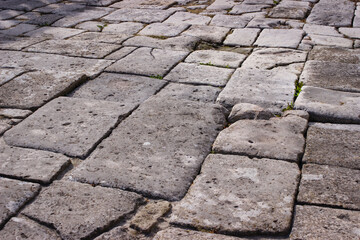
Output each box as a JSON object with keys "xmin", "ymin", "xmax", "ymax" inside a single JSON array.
[
  {"xmin": 0, "ymin": 20, "xmax": 20, "ymax": 30},
  {"xmin": 70, "ymin": 73, "xmax": 166, "ymax": 106},
  {"xmin": 181, "ymin": 25, "xmax": 230, "ymax": 43},
  {"xmin": 247, "ymin": 17, "xmax": 287, "ymax": 29},
  {"xmin": 339, "ymin": 27, "xmax": 360, "ymax": 39},
  {"xmin": 22, "ymin": 181, "xmax": 143, "ymax": 240},
  {"xmin": 223, "ymin": 28, "xmax": 260, "ymax": 47},
  {"xmin": 290, "ymin": 205, "xmax": 360, "ymax": 240},
  {"xmin": 308, "ymin": 46, "xmax": 360, "ymax": 64},
  {"xmin": 105, "ymin": 46, "xmax": 137, "ymax": 60},
  {"xmin": 68, "ymin": 97, "xmax": 226, "ymax": 201},
  {"xmin": 69, "ymin": 32, "xmax": 131, "ymax": 44},
  {"xmin": 0, "ymin": 177, "xmax": 40, "ymax": 226},
  {"xmin": 4, "ymin": 97, "xmax": 134, "ymax": 158},
  {"xmin": 110, "ymin": 0, "xmax": 176, "ymax": 9},
  {"xmin": 25, "ymin": 13, "xmax": 63, "ymax": 26},
  {"xmin": 268, "ymin": 1, "xmax": 310, "ymax": 19},
  {"xmin": 184, "ymin": 50, "xmax": 246, "ymax": 68},
  {"xmin": 164, "ymin": 63, "xmax": 234, "ymax": 87},
  {"xmin": 254, "ymin": 29, "xmax": 304, "ymax": 49},
  {"xmin": 164, "ymin": 12, "xmax": 211, "ymax": 25},
  {"xmin": 0, "ymin": 121, "xmax": 11, "ymax": 136},
  {"xmin": 298, "ymin": 164, "xmax": 360, "ymax": 210},
  {"xmin": 24, "ymin": 26, "xmax": 84, "ymax": 39},
  {"xmin": 210, "ymin": 14, "xmax": 252, "ymax": 29},
  {"xmin": 106, "ymin": 47, "xmax": 188, "ymax": 77},
  {"xmin": 216, "ymin": 68, "xmax": 296, "ymax": 111},
  {"xmin": 103, "ymin": 8, "xmax": 174, "ymax": 23},
  {"xmin": 294, "ymin": 86, "xmax": 360, "ymax": 124},
  {"xmin": 0, "ymin": 215, "xmax": 61, "ymax": 239},
  {"xmin": 303, "ymin": 123, "xmax": 360, "ymax": 169},
  {"xmin": 212, "ymin": 115, "xmax": 307, "ymax": 162},
  {"xmin": 102, "ymin": 22, "xmax": 145, "ymax": 35},
  {"xmin": 300, "ymin": 60, "xmax": 360, "ymax": 93},
  {"xmin": 0, "ymin": 138, "xmax": 70, "ymax": 184},
  {"xmin": 171, "ymin": 154, "xmax": 300, "ymax": 235},
  {"xmin": 138, "ymin": 23, "xmax": 188, "ymax": 37}
]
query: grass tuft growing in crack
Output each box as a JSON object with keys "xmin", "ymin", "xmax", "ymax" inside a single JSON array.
[
  {"xmin": 282, "ymin": 80, "xmax": 304, "ymax": 112},
  {"xmin": 150, "ymin": 75, "xmax": 163, "ymax": 79}
]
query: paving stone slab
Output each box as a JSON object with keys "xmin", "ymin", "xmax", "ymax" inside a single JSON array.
[
  {"xmin": 0, "ymin": 177, "xmax": 40, "ymax": 226},
  {"xmin": 70, "ymin": 73, "xmax": 166, "ymax": 106},
  {"xmin": 246, "ymin": 17, "xmax": 286, "ymax": 29},
  {"xmin": 25, "ymin": 13, "xmax": 63, "ymax": 26},
  {"xmin": 223, "ymin": 28, "xmax": 260, "ymax": 47},
  {"xmin": 290, "ymin": 205, "xmax": 360, "ymax": 240},
  {"xmin": 102, "ymin": 22, "xmax": 145, "ymax": 35},
  {"xmin": 298, "ymin": 164, "xmax": 360, "ymax": 210},
  {"xmin": 75, "ymin": 20, "xmax": 106, "ymax": 32},
  {"xmin": 268, "ymin": 0, "xmax": 310, "ymax": 19},
  {"xmin": 0, "ymin": 68, "xmax": 25, "ymax": 86},
  {"xmin": 0, "ymin": 0, "xmax": 59, "ymax": 11},
  {"xmin": 110, "ymin": 0, "xmax": 176, "ymax": 9},
  {"xmin": 0, "ymin": 109, "xmax": 31, "ymax": 118},
  {"xmin": 303, "ymin": 24, "xmax": 342, "ymax": 37},
  {"xmin": 0, "ymin": 23, "xmax": 38, "ymax": 36},
  {"xmin": 294, "ymin": 86, "xmax": 360, "ymax": 124},
  {"xmin": 254, "ymin": 29, "xmax": 304, "ymax": 49},
  {"xmin": 181, "ymin": 25, "xmax": 230, "ymax": 43},
  {"xmin": 103, "ymin": 8, "xmax": 174, "ymax": 23},
  {"xmin": 228, "ymin": 103, "xmax": 273, "ymax": 122},
  {"xmin": 106, "ymin": 47, "xmax": 188, "ymax": 77},
  {"xmin": 185, "ymin": 50, "xmax": 246, "ymax": 68},
  {"xmin": 138, "ymin": 23, "xmax": 188, "ymax": 37},
  {"xmin": 164, "ymin": 12, "xmax": 211, "ymax": 25},
  {"xmin": 69, "ymin": 32, "xmax": 131, "ymax": 44},
  {"xmin": 210, "ymin": 14, "xmax": 252, "ymax": 28},
  {"xmin": 68, "ymin": 97, "xmax": 226, "ymax": 201},
  {"xmin": 171, "ymin": 154, "xmax": 300, "ymax": 235},
  {"xmin": 305, "ymin": 34, "xmax": 353, "ymax": 48},
  {"xmin": 4, "ymin": 97, "xmax": 134, "ymax": 158},
  {"xmin": 34, "ymin": 2, "xmax": 85, "ymax": 14},
  {"xmin": 216, "ymin": 68, "xmax": 296, "ymax": 111},
  {"xmin": 339, "ymin": 27, "xmax": 360, "ymax": 39},
  {"xmin": 22, "ymin": 181, "xmax": 143, "ymax": 240},
  {"xmin": 229, "ymin": 3, "xmax": 270, "ymax": 15},
  {"xmin": 105, "ymin": 46, "xmax": 137, "ymax": 60},
  {"xmin": 303, "ymin": 123, "xmax": 360, "ymax": 169},
  {"xmin": 0, "ymin": 215, "xmax": 61, "ymax": 240},
  {"xmin": 0, "ymin": 35, "xmax": 46, "ymax": 50},
  {"xmin": 0, "ymin": 138, "xmax": 70, "ymax": 184},
  {"xmin": 0, "ymin": 10, "xmax": 24, "ymax": 20},
  {"xmin": 24, "ymin": 26, "xmax": 84, "ymax": 39},
  {"xmin": 300, "ymin": 60, "xmax": 360, "ymax": 93},
  {"xmin": 308, "ymin": 46, "xmax": 360, "ymax": 64},
  {"xmin": 213, "ymin": 115, "xmax": 307, "ymax": 162},
  {"xmin": 164, "ymin": 62, "xmax": 234, "ymax": 87},
  {"xmin": 0, "ymin": 20, "xmax": 20, "ymax": 30}
]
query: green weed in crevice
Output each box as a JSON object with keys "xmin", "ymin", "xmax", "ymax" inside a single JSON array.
[
  {"xmin": 97, "ymin": 24, "xmax": 107, "ymax": 32},
  {"xmin": 199, "ymin": 62, "xmax": 215, "ymax": 67},
  {"xmin": 282, "ymin": 80, "xmax": 304, "ymax": 112},
  {"xmin": 150, "ymin": 75, "xmax": 163, "ymax": 79}
]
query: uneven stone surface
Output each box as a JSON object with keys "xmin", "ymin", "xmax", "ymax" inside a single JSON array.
[
  {"xmin": 164, "ymin": 12, "xmax": 211, "ymax": 25},
  {"xmin": 269, "ymin": 1, "xmax": 310, "ymax": 19},
  {"xmin": 228, "ymin": 103, "xmax": 273, "ymax": 122},
  {"xmin": 185, "ymin": 50, "xmax": 246, "ymax": 68},
  {"xmin": 22, "ymin": 181, "xmax": 143, "ymax": 240},
  {"xmin": 181, "ymin": 25, "xmax": 229, "ymax": 43},
  {"xmin": 210, "ymin": 14, "xmax": 252, "ymax": 29},
  {"xmin": 138, "ymin": 22, "xmax": 188, "ymax": 37},
  {"xmin": 308, "ymin": 46, "xmax": 360, "ymax": 64},
  {"xmin": 94, "ymin": 226, "xmax": 146, "ymax": 240},
  {"xmin": 68, "ymin": 32, "xmax": 131, "ymax": 44},
  {"xmin": 255, "ymin": 29, "xmax": 304, "ymax": 49},
  {"xmin": 171, "ymin": 154, "xmax": 300, "ymax": 235},
  {"xmin": 0, "ymin": 109, "xmax": 32, "ymax": 119},
  {"xmin": 24, "ymin": 26, "xmax": 84, "ymax": 39},
  {"xmin": 223, "ymin": 28, "xmax": 260, "ymax": 47},
  {"xmin": 103, "ymin": 8, "xmax": 174, "ymax": 23}
]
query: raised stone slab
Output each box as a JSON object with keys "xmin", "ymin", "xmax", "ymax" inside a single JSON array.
[
  {"xmin": 303, "ymin": 123, "xmax": 360, "ymax": 169},
  {"xmin": 0, "ymin": 177, "xmax": 40, "ymax": 226},
  {"xmin": 105, "ymin": 47, "xmax": 136, "ymax": 60},
  {"xmin": 294, "ymin": 86, "xmax": 360, "ymax": 124},
  {"xmin": 4, "ymin": 97, "xmax": 134, "ymax": 158},
  {"xmin": 0, "ymin": 138, "xmax": 70, "ymax": 184},
  {"xmin": 171, "ymin": 154, "xmax": 300, "ymax": 235},
  {"xmin": 254, "ymin": 29, "xmax": 304, "ymax": 49},
  {"xmin": 184, "ymin": 50, "xmax": 246, "ymax": 68},
  {"xmin": 228, "ymin": 103, "xmax": 273, "ymax": 122},
  {"xmin": 0, "ymin": 35, "xmax": 46, "ymax": 51},
  {"xmin": 290, "ymin": 205, "xmax": 360, "ymax": 239},
  {"xmin": 138, "ymin": 22, "xmax": 188, "ymax": 37},
  {"xmin": 164, "ymin": 63, "xmax": 234, "ymax": 87},
  {"xmin": 68, "ymin": 97, "xmax": 226, "ymax": 201},
  {"xmin": 268, "ymin": 1, "xmax": 310, "ymax": 19},
  {"xmin": 181, "ymin": 25, "xmax": 230, "ymax": 43},
  {"xmin": 103, "ymin": 8, "xmax": 174, "ymax": 23},
  {"xmin": 0, "ymin": 216, "xmax": 61, "ymax": 239},
  {"xmin": 213, "ymin": 115, "xmax": 307, "ymax": 162},
  {"xmin": 298, "ymin": 164, "xmax": 360, "ymax": 210},
  {"xmin": 308, "ymin": 46, "xmax": 360, "ymax": 64},
  {"xmin": 210, "ymin": 14, "xmax": 252, "ymax": 29},
  {"xmin": 106, "ymin": 47, "xmax": 187, "ymax": 77},
  {"xmin": 164, "ymin": 12, "xmax": 211, "ymax": 25},
  {"xmin": 22, "ymin": 181, "xmax": 143, "ymax": 240},
  {"xmin": 216, "ymin": 68, "xmax": 297, "ymax": 111},
  {"xmin": 102, "ymin": 22, "xmax": 145, "ymax": 35},
  {"xmin": 223, "ymin": 28, "xmax": 260, "ymax": 47},
  {"xmin": 305, "ymin": 34, "xmax": 353, "ymax": 48}
]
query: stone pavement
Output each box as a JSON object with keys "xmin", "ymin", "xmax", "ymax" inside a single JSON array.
[{"xmin": 0, "ymin": 0, "xmax": 359, "ymax": 239}]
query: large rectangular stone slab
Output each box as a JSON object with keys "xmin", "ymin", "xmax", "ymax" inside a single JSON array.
[
  {"xmin": 68, "ymin": 97, "xmax": 226, "ymax": 201},
  {"xmin": 308, "ymin": 46, "xmax": 360, "ymax": 64},
  {"xmin": 185, "ymin": 50, "xmax": 246, "ymax": 68},
  {"xmin": 303, "ymin": 123, "xmax": 360, "ymax": 169},
  {"xmin": 181, "ymin": 25, "xmax": 230, "ymax": 43},
  {"xmin": 171, "ymin": 154, "xmax": 300, "ymax": 235},
  {"xmin": 164, "ymin": 12, "xmax": 211, "ymax": 25},
  {"xmin": 103, "ymin": 8, "xmax": 174, "ymax": 23},
  {"xmin": 4, "ymin": 97, "xmax": 134, "ymax": 158},
  {"xmin": 68, "ymin": 32, "xmax": 131, "ymax": 44},
  {"xmin": 254, "ymin": 29, "xmax": 304, "ymax": 49},
  {"xmin": 268, "ymin": 1, "xmax": 310, "ymax": 19},
  {"xmin": 210, "ymin": 14, "xmax": 252, "ymax": 29},
  {"xmin": 22, "ymin": 181, "xmax": 143, "ymax": 240}
]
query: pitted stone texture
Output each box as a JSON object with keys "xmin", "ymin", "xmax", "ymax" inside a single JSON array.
[
  {"xmin": 0, "ymin": 216, "xmax": 61, "ymax": 240},
  {"xmin": 102, "ymin": 22, "xmax": 145, "ymax": 35},
  {"xmin": 164, "ymin": 63, "xmax": 234, "ymax": 87},
  {"xmin": 103, "ymin": 8, "xmax": 174, "ymax": 24},
  {"xmin": 24, "ymin": 26, "xmax": 84, "ymax": 39},
  {"xmin": 213, "ymin": 115, "xmax": 307, "ymax": 162},
  {"xmin": 0, "ymin": 139, "xmax": 70, "ymax": 184},
  {"xmin": 268, "ymin": 1, "xmax": 310, "ymax": 19},
  {"xmin": 164, "ymin": 12, "xmax": 211, "ymax": 25},
  {"xmin": 294, "ymin": 86, "xmax": 360, "ymax": 124},
  {"xmin": 4, "ymin": 97, "xmax": 133, "ymax": 158},
  {"xmin": 70, "ymin": 73, "xmax": 165, "ymax": 106},
  {"xmin": 68, "ymin": 97, "xmax": 226, "ymax": 201},
  {"xmin": 22, "ymin": 181, "xmax": 143, "ymax": 240},
  {"xmin": 305, "ymin": 34, "xmax": 353, "ymax": 48},
  {"xmin": 138, "ymin": 23, "xmax": 188, "ymax": 37},
  {"xmin": 210, "ymin": 14, "xmax": 252, "ymax": 29},
  {"xmin": 303, "ymin": 123, "xmax": 360, "ymax": 169},
  {"xmin": 0, "ymin": 51, "xmax": 112, "ymax": 109},
  {"xmin": 228, "ymin": 103, "xmax": 273, "ymax": 123},
  {"xmin": 69, "ymin": 32, "xmax": 130, "ymax": 44},
  {"xmin": 254, "ymin": 29, "xmax": 304, "ymax": 49},
  {"xmin": 308, "ymin": 46, "xmax": 360, "ymax": 64},
  {"xmin": 171, "ymin": 154, "xmax": 300, "ymax": 235},
  {"xmin": 123, "ymin": 35, "xmax": 199, "ymax": 51},
  {"xmin": 181, "ymin": 25, "xmax": 230, "ymax": 43},
  {"xmin": 106, "ymin": 47, "xmax": 188, "ymax": 77},
  {"xmin": 290, "ymin": 205, "xmax": 360, "ymax": 240},
  {"xmin": 110, "ymin": 0, "xmax": 176, "ymax": 9},
  {"xmin": 0, "ymin": 177, "xmax": 40, "ymax": 226},
  {"xmin": 216, "ymin": 69, "xmax": 296, "ymax": 111},
  {"xmin": 298, "ymin": 164, "xmax": 360, "ymax": 210},
  {"xmin": 154, "ymin": 228, "xmax": 251, "ymax": 240},
  {"xmin": 185, "ymin": 50, "xmax": 246, "ymax": 68},
  {"xmin": 105, "ymin": 47, "xmax": 137, "ymax": 60},
  {"xmin": 223, "ymin": 28, "xmax": 260, "ymax": 47},
  {"xmin": 300, "ymin": 61, "xmax": 360, "ymax": 93},
  {"xmin": 307, "ymin": 0, "xmax": 355, "ymax": 27}
]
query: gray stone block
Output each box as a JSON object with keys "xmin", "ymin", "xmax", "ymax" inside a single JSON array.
[
  {"xmin": 0, "ymin": 109, "xmax": 32, "ymax": 118},
  {"xmin": 68, "ymin": 32, "xmax": 131, "ymax": 44},
  {"xmin": 228, "ymin": 103, "xmax": 273, "ymax": 122},
  {"xmin": 268, "ymin": 1, "xmax": 310, "ymax": 19},
  {"xmin": 181, "ymin": 25, "xmax": 230, "ymax": 43},
  {"xmin": 210, "ymin": 14, "xmax": 252, "ymax": 28},
  {"xmin": 164, "ymin": 12, "xmax": 211, "ymax": 25},
  {"xmin": 103, "ymin": 8, "xmax": 174, "ymax": 23},
  {"xmin": 308, "ymin": 46, "xmax": 360, "ymax": 64},
  {"xmin": 138, "ymin": 23, "xmax": 188, "ymax": 37},
  {"xmin": 24, "ymin": 26, "xmax": 83, "ymax": 40},
  {"xmin": 184, "ymin": 50, "xmax": 246, "ymax": 68},
  {"xmin": 102, "ymin": 22, "xmax": 144, "ymax": 35},
  {"xmin": 223, "ymin": 28, "xmax": 260, "ymax": 47},
  {"xmin": 105, "ymin": 47, "xmax": 137, "ymax": 60},
  {"xmin": 254, "ymin": 29, "xmax": 304, "ymax": 49},
  {"xmin": 110, "ymin": 0, "xmax": 176, "ymax": 9}
]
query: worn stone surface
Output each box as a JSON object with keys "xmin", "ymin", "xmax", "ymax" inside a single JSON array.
[
  {"xmin": 106, "ymin": 47, "xmax": 188, "ymax": 77},
  {"xmin": 105, "ymin": 47, "xmax": 137, "ymax": 60},
  {"xmin": 0, "ymin": 177, "xmax": 40, "ymax": 226},
  {"xmin": 138, "ymin": 23, "xmax": 188, "ymax": 37},
  {"xmin": 4, "ymin": 97, "xmax": 133, "ymax": 158},
  {"xmin": 0, "ymin": 121, "xmax": 11, "ymax": 136},
  {"xmin": 102, "ymin": 22, "xmax": 144, "ymax": 35},
  {"xmin": 185, "ymin": 50, "xmax": 246, "ymax": 68},
  {"xmin": 0, "ymin": 215, "xmax": 61, "ymax": 240},
  {"xmin": 305, "ymin": 34, "xmax": 353, "ymax": 48},
  {"xmin": 110, "ymin": 0, "xmax": 176, "ymax": 9},
  {"xmin": 0, "ymin": 35, "xmax": 45, "ymax": 51},
  {"xmin": 0, "ymin": 23, "xmax": 38, "ymax": 36},
  {"xmin": 223, "ymin": 28, "xmax": 260, "ymax": 47},
  {"xmin": 228, "ymin": 103, "xmax": 273, "ymax": 122},
  {"xmin": 94, "ymin": 226, "xmax": 146, "ymax": 240},
  {"xmin": 303, "ymin": 24, "xmax": 342, "ymax": 37},
  {"xmin": 254, "ymin": 29, "xmax": 304, "ymax": 49},
  {"xmin": 22, "ymin": 181, "xmax": 143, "ymax": 240},
  {"xmin": 103, "ymin": 8, "xmax": 174, "ymax": 23},
  {"xmin": 0, "ymin": 138, "xmax": 70, "ymax": 184},
  {"xmin": 213, "ymin": 115, "xmax": 307, "ymax": 162},
  {"xmin": 171, "ymin": 154, "xmax": 300, "ymax": 234},
  {"xmin": 164, "ymin": 12, "xmax": 211, "ymax": 25},
  {"xmin": 164, "ymin": 63, "xmax": 234, "ymax": 87},
  {"xmin": 68, "ymin": 32, "xmax": 131, "ymax": 44},
  {"xmin": 269, "ymin": 1, "xmax": 310, "ymax": 19},
  {"xmin": 308, "ymin": 46, "xmax": 360, "ymax": 64},
  {"xmin": 68, "ymin": 97, "xmax": 226, "ymax": 201},
  {"xmin": 298, "ymin": 164, "xmax": 360, "ymax": 210},
  {"xmin": 0, "ymin": 68, "xmax": 24, "ymax": 86},
  {"xmin": 339, "ymin": 27, "xmax": 360, "ymax": 39},
  {"xmin": 290, "ymin": 205, "xmax": 360, "ymax": 240},
  {"xmin": 210, "ymin": 14, "xmax": 252, "ymax": 28},
  {"xmin": 0, "ymin": 109, "xmax": 31, "ymax": 118},
  {"xmin": 282, "ymin": 110, "xmax": 309, "ymax": 121},
  {"xmin": 303, "ymin": 123, "xmax": 360, "ymax": 169},
  {"xmin": 24, "ymin": 26, "xmax": 84, "ymax": 39},
  {"xmin": 181, "ymin": 25, "xmax": 229, "ymax": 43},
  {"xmin": 294, "ymin": 86, "xmax": 360, "ymax": 124}
]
